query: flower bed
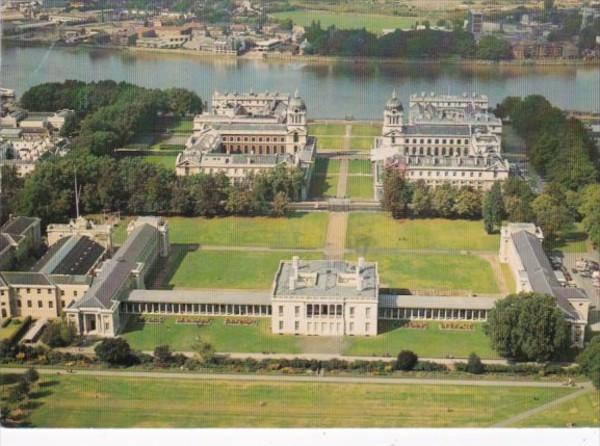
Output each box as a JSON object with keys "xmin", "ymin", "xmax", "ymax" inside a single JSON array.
[
  {"xmin": 404, "ymin": 321, "xmax": 428, "ymax": 330},
  {"xmin": 224, "ymin": 317, "xmax": 257, "ymax": 326},
  {"xmin": 175, "ymin": 316, "xmax": 213, "ymax": 326},
  {"xmin": 439, "ymin": 321, "xmax": 474, "ymax": 331},
  {"xmin": 137, "ymin": 315, "xmax": 165, "ymax": 324}
]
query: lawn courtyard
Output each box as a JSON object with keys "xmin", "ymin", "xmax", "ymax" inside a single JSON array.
[{"xmin": 22, "ymin": 373, "xmax": 576, "ymax": 427}]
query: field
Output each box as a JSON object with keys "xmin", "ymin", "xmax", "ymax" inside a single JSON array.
[
  {"xmin": 20, "ymin": 373, "xmax": 575, "ymax": 427},
  {"xmin": 351, "ymin": 123, "xmax": 381, "ymax": 137},
  {"xmin": 309, "ymin": 158, "xmax": 340, "ymax": 198},
  {"xmin": 141, "ymin": 154, "xmax": 178, "ymax": 169},
  {"xmin": 368, "ymin": 253, "xmax": 499, "ymax": 293},
  {"xmin": 344, "ymin": 321, "xmax": 497, "ymax": 358},
  {"xmin": 347, "ymin": 213, "xmax": 500, "ymax": 252},
  {"xmin": 168, "ymin": 250, "xmax": 322, "ymax": 289},
  {"xmin": 0, "ymin": 319, "xmax": 22, "ymax": 340},
  {"xmin": 167, "ymin": 212, "xmax": 328, "ymax": 249},
  {"xmin": 512, "ymin": 390, "xmax": 600, "ymax": 427},
  {"xmin": 546, "ymin": 222, "xmax": 590, "ymax": 254},
  {"xmin": 122, "ymin": 316, "xmax": 301, "ymax": 353},
  {"xmin": 309, "ymin": 124, "xmax": 346, "ymax": 135},
  {"xmin": 346, "ymin": 176, "xmax": 373, "ymax": 199},
  {"xmin": 348, "ymin": 159, "xmax": 371, "ymax": 175},
  {"xmin": 501, "ymin": 262, "xmax": 516, "ymax": 293},
  {"xmin": 270, "ymin": 10, "xmax": 419, "ymax": 34}
]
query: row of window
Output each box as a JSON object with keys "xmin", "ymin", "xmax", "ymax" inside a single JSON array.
[
  {"xmin": 401, "ymin": 147, "xmax": 471, "ymax": 157},
  {"xmin": 395, "ymin": 138, "xmax": 470, "ymax": 145},
  {"xmin": 277, "ymin": 320, "xmax": 371, "ymax": 334},
  {"xmin": 222, "ymin": 136, "xmax": 291, "ymax": 143},
  {"xmin": 379, "ymin": 307, "xmax": 488, "ymax": 320},
  {"xmin": 121, "ymin": 302, "xmax": 273, "ymax": 316},
  {"xmin": 224, "ymin": 145, "xmax": 287, "ymax": 154},
  {"xmin": 278, "ymin": 304, "xmax": 372, "ymax": 319},
  {"xmin": 408, "ymin": 170, "xmax": 484, "ymax": 178}
]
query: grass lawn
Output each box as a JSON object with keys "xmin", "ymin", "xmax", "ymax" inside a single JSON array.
[
  {"xmin": 308, "ymin": 123, "xmax": 346, "ymax": 136},
  {"xmin": 346, "ymin": 176, "xmax": 373, "ymax": 200},
  {"xmin": 168, "ymin": 118, "xmax": 194, "ymax": 133},
  {"xmin": 111, "ymin": 218, "xmax": 133, "ymax": 246},
  {"xmin": 309, "ymin": 173, "xmax": 338, "ymax": 198},
  {"xmin": 23, "ymin": 373, "xmax": 574, "ymax": 427},
  {"xmin": 167, "ymin": 212, "xmax": 328, "ymax": 249},
  {"xmin": 367, "ymin": 253, "xmax": 499, "ymax": 293},
  {"xmin": 512, "ymin": 390, "xmax": 600, "ymax": 427},
  {"xmin": 348, "ymin": 159, "xmax": 371, "ymax": 175},
  {"xmin": 347, "ymin": 213, "xmax": 500, "ymax": 252},
  {"xmin": 344, "ymin": 321, "xmax": 498, "ymax": 359},
  {"xmin": 349, "ymin": 137, "xmax": 375, "ymax": 151},
  {"xmin": 316, "ymin": 135, "xmax": 346, "ymax": 151},
  {"xmin": 546, "ymin": 223, "xmax": 590, "ymax": 254},
  {"xmin": 0, "ymin": 319, "xmax": 22, "ymax": 340},
  {"xmin": 169, "ymin": 250, "xmax": 322, "ymax": 289},
  {"xmin": 121, "ymin": 316, "xmax": 300, "ymax": 353},
  {"xmin": 351, "ymin": 123, "xmax": 381, "ymax": 137},
  {"xmin": 141, "ymin": 154, "xmax": 178, "ymax": 169},
  {"xmin": 270, "ymin": 10, "xmax": 418, "ymax": 34},
  {"xmin": 314, "ymin": 158, "xmax": 340, "ymax": 175}
]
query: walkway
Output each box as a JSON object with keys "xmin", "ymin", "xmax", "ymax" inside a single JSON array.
[
  {"xmin": 494, "ymin": 383, "xmax": 594, "ymax": 427},
  {"xmin": 324, "ymin": 212, "xmax": 348, "ymax": 260},
  {"xmin": 0, "ymin": 367, "xmax": 580, "ymax": 389},
  {"xmin": 478, "ymin": 253, "xmax": 509, "ymax": 295},
  {"xmin": 336, "ymin": 158, "xmax": 349, "ymax": 198}
]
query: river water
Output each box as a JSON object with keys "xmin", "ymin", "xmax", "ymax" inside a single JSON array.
[{"xmin": 2, "ymin": 43, "xmax": 600, "ymax": 118}]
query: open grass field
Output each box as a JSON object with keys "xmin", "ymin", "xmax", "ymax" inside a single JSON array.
[
  {"xmin": 121, "ymin": 316, "xmax": 300, "ymax": 353},
  {"xmin": 309, "ymin": 123, "xmax": 346, "ymax": 136},
  {"xmin": 0, "ymin": 319, "xmax": 22, "ymax": 340},
  {"xmin": 22, "ymin": 373, "xmax": 574, "ymax": 427},
  {"xmin": 141, "ymin": 154, "xmax": 178, "ymax": 169},
  {"xmin": 348, "ymin": 159, "xmax": 371, "ymax": 175},
  {"xmin": 512, "ymin": 390, "xmax": 600, "ymax": 427},
  {"xmin": 546, "ymin": 223, "xmax": 590, "ymax": 254},
  {"xmin": 169, "ymin": 250, "xmax": 322, "ymax": 289},
  {"xmin": 347, "ymin": 213, "xmax": 500, "ymax": 252},
  {"xmin": 351, "ymin": 123, "xmax": 381, "ymax": 137},
  {"xmin": 167, "ymin": 212, "xmax": 328, "ymax": 249},
  {"xmin": 349, "ymin": 137, "xmax": 374, "ymax": 151},
  {"xmin": 367, "ymin": 253, "xmax": 500, "ymax": 293},
  {"xmin": 500, "ymin": 262, "xmax": 516, "ymax": 293},
  {"xmin": 270, "ymin": 10, "xmax": 419, "ymax": 34},
  {"xmin": 346, "ymin": 176, "xmax": 373, "ymax": 199},
  {"xmin": 316, "ymin": 135, "xmax": 346, "ymax": 150},
  {"xmin": 344, "ymin": 321, "xmax": 498, "ymax": 358},
  {"xmin": 310, "ymin": 158, "xmax": 340, "ymax": 198}
]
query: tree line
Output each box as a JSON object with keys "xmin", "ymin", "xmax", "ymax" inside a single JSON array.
[{"xmin": 20, "ymin": 80, "xmax": 203, "ymax": 156}]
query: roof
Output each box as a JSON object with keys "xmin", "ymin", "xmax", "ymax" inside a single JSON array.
[
  {"xmin": 126, "ymin": 289, "xmax": 271, "ymax": 305},
  {"xmin": 379, "ymin": 294, "xmax": 499, "ymax": 310},
  {"xmin": 511, "ymin": 231, "xmax": 584, "ymax": 320},
  {"xmin": 32, "ymin": 235, "xmax": 105, "ymax": 275},
  {"xmin": 0, "ymin": 271, "xmax": 53, "ymax": 287},
  {"xmin": 1, "ymin": 216, "xmax": 39, "ymax": 237},
  {"xmin": 273, "ymin": 259, "xmax": 378, "ymax": 299},
  {"xmin": 48, "ymin": 274, "xmax": 92, "ymax": 286},
  {"xmin": 404, "ymin": 124, "xmax": 471, "ymax": 136}
]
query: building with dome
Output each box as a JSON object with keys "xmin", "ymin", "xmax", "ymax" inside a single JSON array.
[
  {"xmin": 176, "ymin": 90, "xmax": 316, "ymax": 199},
  {"xmin": 371, "ymin": 91, "xmax": 510, "ymax": 200}
]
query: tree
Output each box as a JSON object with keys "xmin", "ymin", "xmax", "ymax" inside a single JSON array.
[
  {"xmin": 576, "ymin": 336, "xmax": 600, "ymax": 389},
  {"xmin": 192, "ymin": 339, "xmax": 216, "ymax": 364},
  {"xmin": 271, "ymin": 191, "xmax": 289, "ymax": 217},
  {"xmin": 579, "ymin": 184, "xmax": 600, "ymax": 248},
  {"xmin": 7, "ymin": 380, "xmax": 29, "ymax": 404},
  {"xmin": 452, "ymin": 187, "xmax": 482, "ymax": 219},
  {"xmin": 382, "ymin": 167, "xmax": 412, "ymax": 219},
  {"xmin": 153, "ymin": 345, "xmax": 172, "ymax": 366},
  {"xmin": 411, "ymin": 180, "xmax": 432, "ymax": 217},
  {"xmin": 94, "ymin": 338, "xmax": 133, "ymax": 366},
  {"xmin": 466, "ymin": 353, "xmax": 485, "ymax": 374},
  {"xmin": 42, "ymin": 319, "xmax": 76, "ymax": 347},
  {"xmin": 395, "ymin": 350, "xmax": 418, "ymax": 371},
  {"xmin": 477, "ymin": 35, "xmax": 512, "ymax": 60},
  {"xmin": 22, "ymin": 367, "xmax": 39, "ymax": 384},
  {"xmin": 483, "ymin": 182, "xmax": 504, "ymax": 233},
  {"xmin": 486, "ymin": 293, "xmax": 571, "ymax": 362},
  {"xmin": 431, "ymin": 184, "xmax": 456, "ymax": 218},
  {"xmin": 532, "ymin": 192, "xmax": 573, "ymax": 240}
]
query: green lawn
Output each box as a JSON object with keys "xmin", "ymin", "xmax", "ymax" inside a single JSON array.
[
  {"xmin": 314, "ymin": 158, "xmax": 340, "ymax": 175},
  {"xmin": 0, "ymin": 319, "xmax": 22, "ymax": 340},
  {"xmin": 350, "ymin": 137, "xmax": 375, "ymax": 151},
  {"xmin": 367, "ymin": 253, "xmax": 499, "ymax": 293},
  {"xmin": 348, "ymin": 159, "xmax": 371, "ymax": 175},
  {"xmin": 501, "ymin": 262, "xmax": 516, "ymax": 294},
  {"xmin": 308, "ymin": 123, "xmax": 346, "ymax": 136},
  {"xmin": 546, "ymin": 223, "xmax": 590, "ymax": 254},
  {"xmin": 316, "ymin": 135, "xmax": 346, "ymax": 151},
  {"xmin": 310, "ymin": 158, "xmax": 340, "ymax": 198},
  {"xmin": 347, "ymin": 213, "xmax": 500, "ymax": 252},
  {"xmin": 512, "ymin": 390, "xmax": 600, "ymax": 427},
  {"xmin": 346, "ymin": 176, "xmax": 373, "ymax": 200},
  {"xmin": 168, "ymin": 118, "xmax": 194, "ymax": 133},
  {"xmin": 271, "ymin": 10, "xmax": 419, "ymax": 34},
  {"xmin": 141, "ymin": 154, "xmax": 178, "ymax": 169},
  {"xmin": 169, "ymin": 250, "xmax": 322, "ymax": 289},
  {"xmin": 122, "ymin": 316, "xmax": 300, "ymax": 353},
  {"xmin": 351, "ymin": 123, "xmax": 381, "ymax": 137},
  {"xmin": 24, "ymin": 374, "xmax": 574, "ymax": 427},
  {"xmin": 345, "ymin": 321, "xmax": 498, "ymax": 359},
  {"xmin": 167, "ymin": 213, "xmax": 328, "ymax": 249}
]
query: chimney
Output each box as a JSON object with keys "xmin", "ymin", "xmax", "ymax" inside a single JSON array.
[
  {"xmin": 355, "ymin": 264, "xmax": 363, "ymax": 292},
  {"xmin": 289, "ymin": 276, "xmax": 296, "ymax": 291},
  {"xmin": 292, "ymin": 256, "xmax": 299, "ymax": 279},
  {"xmin": 358, "ymin": 257, "xmax": 365, "ymax": 272}
]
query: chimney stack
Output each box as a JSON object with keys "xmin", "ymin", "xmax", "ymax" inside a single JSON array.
[
  {"xmin": 292, "ymin": 256, "xmax": 299, "ymax": 279},
  {"xmin": 289, "ymin": 276, "xmax": 296, "ymax": 291}
]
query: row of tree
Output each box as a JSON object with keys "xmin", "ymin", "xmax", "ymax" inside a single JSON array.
[{"xmin": 2, "ymin": 153, "xmax": 304, "ymax": 227}]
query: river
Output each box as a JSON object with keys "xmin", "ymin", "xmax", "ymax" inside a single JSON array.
[{"xmin": 1, "ymin": 42, "xmax": 600, "ymax": 118}]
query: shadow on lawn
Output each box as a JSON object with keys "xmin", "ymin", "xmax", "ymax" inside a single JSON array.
[
  {"xmin": 377, "ymin": 319, "xmax": 411, "ymax": 335},
  {"xmin": 147, "ymin": 243, "xmax": 197, "ymax": 289}
]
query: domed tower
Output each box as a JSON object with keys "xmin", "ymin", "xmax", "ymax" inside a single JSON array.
[
  {"xmin": 288, "ymin": 89, "xmax": 307, "ymax": 126},
  {"xmin": 383, "ymin": 89, "xmax": 404, "ymax": 134}
]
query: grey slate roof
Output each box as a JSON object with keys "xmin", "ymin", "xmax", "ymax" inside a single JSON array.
[
  {"xmin": 1, "ymin": 216, "xmax": 39, "ymax": 237},
  {"xmin": 404, "ymin": 124, "xmax": 471, "ymax": 136},
  {"xmin": 32, "ymin": 235, "xmax": 105, "ymax": 275},
  {"xmin": 0, "ymin": 271, "xmax": 53, "ymax": 286},
  {"xmin": 125, "ymin": 289, "xmax": 271, "ymax": 305},
  {"xmin": 511, "ymin": 231, "xmax": 583, "ymax": 320},
  {"xmin": 379, "ymin": 294, "xmax": 499, "ymax": 310}
]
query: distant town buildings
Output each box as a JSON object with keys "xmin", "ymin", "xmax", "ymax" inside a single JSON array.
[
  {"xmin": 176, "ymin": 90, "xmax": 316, "ymax": 199},
  {"xmin": 371, "ymin": 92, "xmax": 510, "ymax": 199}
]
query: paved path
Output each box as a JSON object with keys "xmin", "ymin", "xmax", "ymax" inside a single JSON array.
[
  {"xmin": 0, "ymin": 367, "xmax": 580, "ymax": 389},
  {"xmin": 342, "ymin": 124, "xmax": 352, "ymax": 151},
  {"xmin": 478, "ymin": 253, "xmax": 509, "ymax": 295},
  {"xmin": 324, "ymin": 212, "xmax": 348, "ymax": 260},
  {"xmin": 494, "ymin": 383, "xmax": 594, "ymax": 427},
  {"xmin": 336, "ymin": 158, "xmax": 349, "ymax": 198}
]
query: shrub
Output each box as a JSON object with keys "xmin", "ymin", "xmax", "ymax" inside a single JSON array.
[
  {"xmin": 466, "ymin": 353, "xmax": 485, "ymax": 374},
  {"xmin": 153, "ymin": 345, "xmax": 172, "ymax": 365},
  {"xmin": 22, "ymin": 367, "xmax": 39, "ymax": 384},
  {"xmin": 414, "ymin": 361, "xmax": 448, "ymax": 372},
  {"xmin": 41, "ymin": 319, "xmax": 77, "ymax": 347},
  {"xmin": 577, "ymin": 336, "xmax": 600, "ymax": 389},
  {"xmin": 94, "ymin": 338, "xmax": 133, "ymax": 366},
  {"xmin": 395, "ymin": 350, "xmax": 418, "ymax": 371}
]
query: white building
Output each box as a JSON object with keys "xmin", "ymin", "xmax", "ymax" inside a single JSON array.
[{"xmin": 371, "ymin": 91, "xmax": 510, "ymax": 199}]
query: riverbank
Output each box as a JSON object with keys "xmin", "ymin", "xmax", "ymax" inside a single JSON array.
[{"xmin": 5, "ymin": 38, "xmax": 600, "ymax": 67}]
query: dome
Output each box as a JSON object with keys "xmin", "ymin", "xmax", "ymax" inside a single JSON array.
[
  {"xmin": 386, "ymin": 89, "xmax": 403, "ymax": 111},
  {"xmin": 289, "ymin": 89, "xmax": 306, "ymax": 111}
]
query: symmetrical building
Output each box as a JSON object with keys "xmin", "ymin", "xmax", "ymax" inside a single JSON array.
[
  {"xmin": 500, "ymin": 223, "xmax": 590, "ymax": 347},
  {"xmin": 176, "ymin": 90, "xmax": 316, "ymax": 199},
  {"xmin": 371, "ymin": 91, "xmax": 510, "ymax": 200}
]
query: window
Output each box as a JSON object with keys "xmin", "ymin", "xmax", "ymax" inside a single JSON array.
[
  {"xmin": 38, "ymin": 300, "xmax": 42, "ymax": 308},
  {"xmin": 61, "ymin": 300, "xmax": 65, "ymax": 308},
  {"xmin": 365, "ymin": 322, "xmax": 370, "ymax": 332},
  {"xmin": 279, "ymin": 305, "xmax": 284, "ymax": 317},
  {"xmin": 294, "ymin": 306, "xmax": 300, "ymax": 317},
  {"xmin": 49, "ymin": 301, "xmax": 53, "ymax": 308},
  {"xmin": 37, "ymin": 289, "xmax": 41, "ymax": 294},
  {"xmin": 27, "ymin": 300, "xmax": 32, "ymax": 308},
  {"xmin": 349, "ymin": 322, "xmax": 354, "ymax": 332},
  {"xmin": 60, "ymin": 290, "xmax": 65, "ymax": 296},
  {"xmin": 278, "ymin": 320, "xmax": 283, "ymax": 330},
  {"xmin": 294, "ymin": 321, "xmax": 299, "ymax": 331},
  {"xmin": 349, "ymin": 307, "xmax": 355, "ymax": 318},
  {"xmin": 105, "ymin": 322, "xmax": 110, "ymax": 330},
  {"xmin": 366, "ymin": 307, "xmax": 371, "ymax": 318},
  {"xmin": 17, "ymin": 300, "xmax": 21, "ymax": 308},
  {"xmin": 74, "ymin": 291, "xmax": 78, "ymax": 297}
]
